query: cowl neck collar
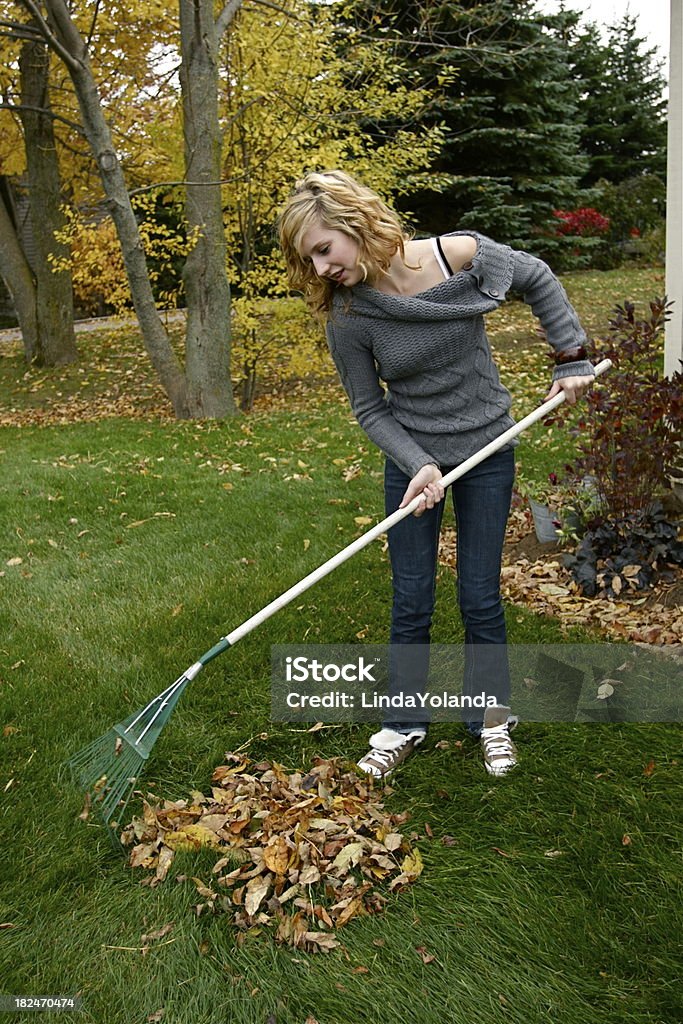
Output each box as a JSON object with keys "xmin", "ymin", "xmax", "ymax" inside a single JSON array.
[{"xmin": 335, "ymin": 232, "xmax": 515, "ymax": 322}]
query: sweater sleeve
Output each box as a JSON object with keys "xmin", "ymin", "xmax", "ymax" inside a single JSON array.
[
  {"xmin": 326, "ymin": 318, "xmax": 439, "ymax": 478},
  {"xmin": 508, "ymin": 248, "xmax": 594, "ymax": 380}
]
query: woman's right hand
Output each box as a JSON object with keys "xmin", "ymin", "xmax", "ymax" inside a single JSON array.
[{"xmin": 399, "ymin": 464, "xmax": 444, "ymax": 517}]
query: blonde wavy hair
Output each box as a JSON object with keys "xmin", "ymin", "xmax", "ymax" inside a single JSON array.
[{"xmin": 277, "ymin": 170, "xmax": 409, "ymax": 319}]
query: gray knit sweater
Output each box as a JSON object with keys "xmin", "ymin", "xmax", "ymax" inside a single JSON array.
[{"xmin": 326, "ymin": 231, "xmax": 593, "ymax": 478}]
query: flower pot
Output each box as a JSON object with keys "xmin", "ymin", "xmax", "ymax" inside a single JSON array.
[{"xmin": 528, "ymin": 498, "xmax": 560, "ymax": 543}]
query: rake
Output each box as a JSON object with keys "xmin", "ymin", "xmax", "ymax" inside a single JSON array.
[{"xmin": 67, "ymin": 359, "xmax": 611, "ymax": 840}]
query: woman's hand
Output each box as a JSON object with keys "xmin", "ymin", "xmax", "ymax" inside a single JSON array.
[
  {"xmin": 399, "ymin": 463, "xmax": 445, "ymax": 517},
  {"xmin": 544, "ymin": 374, "xmax": 595, "ymax": 406}
]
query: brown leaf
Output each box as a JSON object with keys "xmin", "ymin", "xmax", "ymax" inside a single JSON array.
[
  {"xmin": 78, "ymin": 792, "xmax": 92, "ymax": 822},
  {"xmin": 416, "ymin": 945, "xmax": 436, "ymax": 964},
  {"xmin": 263, "ymin": 835, "xmax": 292, "ymax": 876},
  {"xmin": 141, "ymin": 923, "xmax": 174, "ymax": 944},
  {"xmin": 643, "ymin": 759, "xmax": 656, "ymax": 777},
  {"xmin": 335, "ymin": 895, "xmax": 365, "ymax": 927},
  {"xmin": 304, "ymin": 931, "xmax": 339, "ymax": 952}
]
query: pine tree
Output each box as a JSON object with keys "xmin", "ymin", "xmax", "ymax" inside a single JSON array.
[
  {"xmin": 571, "ymin": 13, "xmax": 667, "ymax": 187},
  {"xmin": 338, "ymin": 1, "xmax": 588, "ymax": 260}
]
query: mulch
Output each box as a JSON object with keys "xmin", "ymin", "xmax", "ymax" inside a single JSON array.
[{"xmin": 438, "ymin": 503, "xmax": 683, "ymax": 646}]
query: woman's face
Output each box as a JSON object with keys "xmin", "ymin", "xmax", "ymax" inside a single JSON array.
[{"xmin": 300, "ymin": 222, "xmax": 363, "ymax": 287}]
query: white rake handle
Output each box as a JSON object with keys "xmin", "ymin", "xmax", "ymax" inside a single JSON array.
[{"xmin": 211, "ymin": 358, "xmax": 611, "ymax": 652}]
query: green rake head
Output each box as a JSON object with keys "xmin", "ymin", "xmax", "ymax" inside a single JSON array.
[{"xmin": 66, "ymin": 668, "xmax": 197, "ymax": 846}]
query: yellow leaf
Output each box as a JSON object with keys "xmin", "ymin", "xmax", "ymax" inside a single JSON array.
[
  {"xmin": 400, "ymin": 848, "xmax": 424, "ymax": 881},
  {"xmin": 354, "ymin": 516, "xmax": 373, "ymax": 526},
  {"xmin": 164, "ymin": 825, "xmax": 221, "ymax": 851}
]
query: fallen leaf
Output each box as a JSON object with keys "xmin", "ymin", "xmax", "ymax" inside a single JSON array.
[
  {"xmin": 643, "ymin": 759, "xmax": 656, "ymax": 777},
  {"xmin": 141, "ymin": 923, "xmax": 174, "ymax": 945},
  {"xmin": 415, "ymin": 945, "xmax": 436, "ymax": 964},
  {"xmin": 382, "ymin": 833, "xmax": 403, "ymax": 852},
  {"xmin": 400, "ymin": 849, "xmax": 424, "ymax": 880},
  {"xmin": 245, "ymin": 874, "xmax": 272, "ymax": 917},
  {"xmin": 331, "ymin": 841, "xmax": 364, "ymax": 874},
  {"xmin": 596, "ymin": 682, "xmax": 614, "ymax": 700},
  {"xmin": 263, "ymin": 836, "xmax": 292, "ymax": 876},
  {"xmin": 164, "ymin": 825, "xmax": 221, "ymax": 851}
]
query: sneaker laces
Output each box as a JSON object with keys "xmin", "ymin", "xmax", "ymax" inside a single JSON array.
[
  {"xmin": 366, "ymin": 746, "xmax": 402, "ymax": 771},
  {"xmin": 481, "ymin": 720, "xmax": 516, "ymax": 760}
]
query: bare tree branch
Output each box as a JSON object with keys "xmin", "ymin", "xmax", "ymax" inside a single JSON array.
[
  {"xmin": 0, "ymin": 100, "xmax": 85, "ymax": 135},
  {"xmin": 15, "ymin": 0, "xmax": 83, "ymax": 73},
  {"xmin": 0, "ymin": 17, "xmax": 44, "ymax": 42},
  {"xmin": 215, "ymin": 0, "xmax": 243, "ymax": 41},
  {"xmin": 86, "ymin": 0, "xmax": 103, "ymax": 49},
  {"xmin": 250, "ymin": 0, "xmax": 301, "ymax": 19}
]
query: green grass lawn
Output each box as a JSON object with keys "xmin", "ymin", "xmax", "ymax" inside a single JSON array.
[{"xmin": 1, "ymin": 264, "xmax": 681, "ymax": 1024}]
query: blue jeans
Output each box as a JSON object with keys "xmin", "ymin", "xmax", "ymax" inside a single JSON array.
[{"xmin": 382, "ymin": 448, "xmax": 515, "ymax": 738}]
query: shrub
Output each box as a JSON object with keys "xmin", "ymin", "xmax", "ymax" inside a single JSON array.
[
  {"xmin": 231, "ymin": 295, "xmax": 331, "ymax": 411},
  {"xmin": 559, "ymin": 297, "xmax": 683, "ymax": 597},
  {"xmin": 553, "ymin": 207, "xmax": 610, "ymax": 237}
]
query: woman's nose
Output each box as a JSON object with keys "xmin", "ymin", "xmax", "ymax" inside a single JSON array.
[{"xmin": 313, "ymin": 254, "xmax": 329, "ymax": 277}]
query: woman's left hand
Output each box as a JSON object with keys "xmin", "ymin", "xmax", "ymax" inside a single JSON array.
[{"xmin": 544, "ymin": 374, "xmax": 595, "ymax": 406}]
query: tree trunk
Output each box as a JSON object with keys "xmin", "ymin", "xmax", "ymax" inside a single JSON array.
[
  {"xmin": 32, "ymin": 0, "xmax": 190, "ymax": 416},
  {"xmin": 19, "ymin": 33, "xmax": 77, "ymax": 366},
  {"xmin": 179, "ymin": 0, "xmax": 236, "ymax": 418},
  {"xmin": 0, "ymin": 183, "xmax": 38, "ymax": 361}
]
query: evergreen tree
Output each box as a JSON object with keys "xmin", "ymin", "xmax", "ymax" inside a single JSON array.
[
  {"xmin": 338, "ymin": 1, "xmax": 588, "ymax": 261},
  {"xmin": 570, "ymin": 13, "xmax": 667, "ymax": 187}
]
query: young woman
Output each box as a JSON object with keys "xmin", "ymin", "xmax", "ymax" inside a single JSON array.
[{"xmin": 278, "ymin": 170, "xmax": 595, "ymax": 778}]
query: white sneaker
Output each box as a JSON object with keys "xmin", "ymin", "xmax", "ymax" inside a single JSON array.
[
  {"xmin": 357, "ymin": 728, "xmax": 426, "ymax": 778},
  {"xmin": 480, "ymin": 706, "xmax": 518, "ymax": 776}
]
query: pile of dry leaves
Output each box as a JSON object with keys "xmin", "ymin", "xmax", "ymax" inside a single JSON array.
[{"xmin": 121, "ymin": 754, "xmax": 423, "ymax": 953}]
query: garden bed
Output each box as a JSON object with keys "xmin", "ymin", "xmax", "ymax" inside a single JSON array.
[{"xmin": 439, "ymin": 504, "xmax": 683, "ymax": 645}]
